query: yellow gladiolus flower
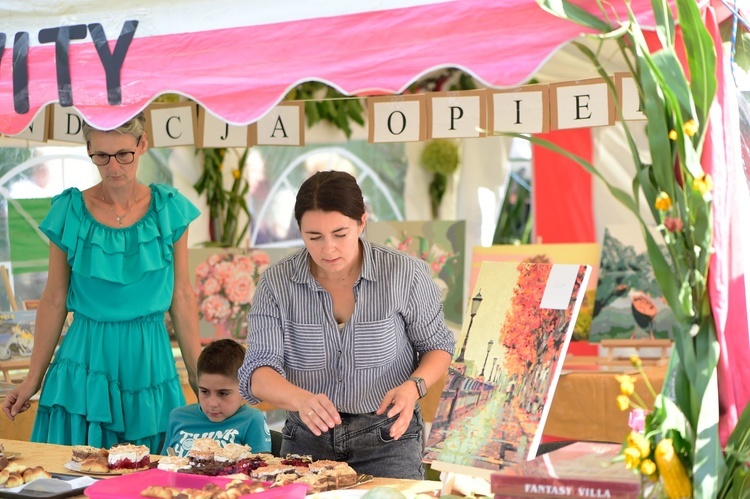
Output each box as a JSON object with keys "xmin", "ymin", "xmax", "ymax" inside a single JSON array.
[
  {"xmin": 683, "ymin": 119, "xmax": 698, "ymax": 137},
  {"xmin": 623, "ymin": 446, "xmax": 641, "ymax": 469},
  {"xmin": 654, "ymin": 192, "xmax": 672, "ymax": 211},
  {"xmin": 668, "ymin": 130, "xmax": 678, "ymax": 140},
  {"xmin": 693, "ymin": 173, "xmax": 714, "ymax": 195},
  {"xmin": 620, "ymin": 380, "xmax": 635, "ymax": 396},
  {"xmin": 615, "ymin": 374, "xmax": 637, "ymax": 385},
  {"xmin": 628, "ymin": 431, "xmax": 651, "ymax": 458},
  {"xmin": 232, "ymin": 169, "xmax": 241, "ymax": 179},
  {"xmin": 630, "ymin": 355, "xmax": 642, "ymax": 368},
  {"xmin": 617, "ymin": 394, "xmax": 630, "ymax": 411},
  {"xmin": 640, "ymin": 458, "xmax": 657, "ymax": 476}
]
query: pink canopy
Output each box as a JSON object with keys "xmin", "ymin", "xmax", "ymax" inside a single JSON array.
[{"xmin": 0, "ymin": 0, "xmax": 660, "ymax": 134}]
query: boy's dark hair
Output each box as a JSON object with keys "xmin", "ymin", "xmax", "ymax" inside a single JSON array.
[{"xmin": 197, "ymin": 339, "xmax": 246, "ymax": 380}]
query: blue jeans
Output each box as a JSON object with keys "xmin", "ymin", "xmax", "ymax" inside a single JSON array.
[{"xmin": 280, "ymin": 404, "xmax": 425, "ymax": 479}]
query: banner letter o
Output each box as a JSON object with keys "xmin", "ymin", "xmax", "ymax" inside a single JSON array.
[{"xmin": 387, "ymin": 111, "xmax": 406, "ymax": 135}]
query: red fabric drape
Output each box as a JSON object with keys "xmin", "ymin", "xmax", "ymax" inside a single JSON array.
[
  {"xmin": 703, "ymin": 7, "xmax": 750, "ymax": 446},
  {"xmin": 532, "ymin": 129, "xmax": 596, "ymax": 244},
  {"xmin": 533, "ymin": 128, "xmax": 597, "ymax": 360}
]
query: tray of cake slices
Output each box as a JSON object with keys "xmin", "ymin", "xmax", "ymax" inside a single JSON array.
[
  {"xmin": 83, "ymin": 469, "xmax": 308, "ymax": 499},
  {"xmin": 72, "ymin": 438, "xmax": 371, "ymax": 498}
]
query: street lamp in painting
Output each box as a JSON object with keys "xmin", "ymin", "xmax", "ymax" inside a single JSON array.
[
  {"xmin": 489, "ymin": 357, "xmax": 497, "ymax": 384},
  {"xmin": 480, "ymin": 340, "xmax": 494, "ymax": 378},
  {"xmin": 455, "ymin": 290, "xmax": 483, "ymax": 363}
]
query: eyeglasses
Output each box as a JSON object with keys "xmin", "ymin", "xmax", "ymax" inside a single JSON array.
[
  {"xmin": 89, "ymin": 151, "xmax": 136, "ymax": 166},
  {"xmin": 88, "ymin": 137, "xmax": 141, "ymax": 166}
]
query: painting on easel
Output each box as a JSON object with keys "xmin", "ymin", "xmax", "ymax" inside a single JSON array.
[
  {"xmin": 589, "ymin": 224, "xmax": 678, "ymax": 342},
  {"xmin": 424, "ymin": 261, "xmax": 592, "ymax": 479},
  {"xmin": 470, "ymin": 244, "xmax": 599, "ymax": 341}
]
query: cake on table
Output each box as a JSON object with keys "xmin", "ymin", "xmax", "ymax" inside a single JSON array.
[
  {"xmin": 214, "ymin": 443, "xmax": 253, "ymax": 465},
  {"xmin": 186, "ymin": 438, "xmax": 222, "ymax": 469},
  {"xmin": 156, "ymin": 456, "xmax": 190, "ymax": 472},
  {"xmin": 156, "ymin": 440, "xmax": 359, "ymax": 493},
  {"xmin": 71, "ymin": 445, "xmax": 108, "ymax": 463},
  {"xmin": 107, "ymin": 443, "xmax": 150, "ymax": 471}
]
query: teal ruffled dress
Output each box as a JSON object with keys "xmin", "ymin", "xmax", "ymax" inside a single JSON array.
[{"xmin": 31, "ymin": 184, "xmax": 200, "ymax": 453}]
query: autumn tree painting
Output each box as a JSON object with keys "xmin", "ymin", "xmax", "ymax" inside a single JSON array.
[{"xmin": 425, "ymin": 261, "xmax": 591, "ymax": 474}]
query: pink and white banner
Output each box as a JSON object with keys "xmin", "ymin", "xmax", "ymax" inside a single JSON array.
[{"xmin": 0, "ymin": 0, "xmax": 660, "ymax": 135}]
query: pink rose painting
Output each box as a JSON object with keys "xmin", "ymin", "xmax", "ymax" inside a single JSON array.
[{"xmin": 194, "ymin": 250, "xmax": 270, "ymax": 339}]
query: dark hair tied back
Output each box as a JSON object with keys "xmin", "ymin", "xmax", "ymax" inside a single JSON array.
[{"xmin": 294, "ymin": 170, "xmax": 365, "ymax": 225}]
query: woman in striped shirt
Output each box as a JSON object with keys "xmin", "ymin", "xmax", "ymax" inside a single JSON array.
[{"xmin": 238, "ymin": 170, "xmax": 455, "ymax": 479}]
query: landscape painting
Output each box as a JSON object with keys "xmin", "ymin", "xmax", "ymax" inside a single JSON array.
[
  {"xmin": 589, "ymin": 225, "xmax": 677, "ymax": 342},
  {"xmin": 424, "ymin": 261, "xmax": 592, "ymax": 479},
  {"xmin": 470, "ymin": 244, "xmax": 599, "ymax": 341}
]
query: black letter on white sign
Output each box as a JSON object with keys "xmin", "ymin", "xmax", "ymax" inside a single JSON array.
[
  {"xmin": 387, "ymin": 111, "xmax": 406, "ymax": 135},
  {"xmin": 574, "ymin": 95, "xmax": 592, "ymax": 120},
  {"xmin": 449, "ymin": 106, "xmax": 464, "ymax": 130},
  {"xmin": 166, "ymin": 116, "xmax": 182, "ymax": 139},
  {"xmin": 514, "ymin": 100, "xmax": 522, "ymax": 125},
  {"xmin": 271, "ymin": 116, "xmax": 288, "ymax": 138}
]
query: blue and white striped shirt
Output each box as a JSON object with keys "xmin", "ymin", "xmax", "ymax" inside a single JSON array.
[{"xmin": 238, "ymin": 238, "xmax": 456, "ymax": 413}]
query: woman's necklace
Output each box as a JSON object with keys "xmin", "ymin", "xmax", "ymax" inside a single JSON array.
[{"xmin": 102, "ymin": 189, "xmax": 139, "ymax": 227}]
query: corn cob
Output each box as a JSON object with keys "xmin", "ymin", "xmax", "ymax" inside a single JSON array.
[{"xmin": 654, "ymin": 438, "xmax": 692, "ymax": 499}]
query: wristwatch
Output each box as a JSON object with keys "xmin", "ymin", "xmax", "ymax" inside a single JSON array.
[{"xmin": 409, "ymin": 376, "xmax": 428, "ymax": 399}]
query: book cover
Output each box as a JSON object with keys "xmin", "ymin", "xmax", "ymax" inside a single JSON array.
[
  {"xmin": 491, "ymin": 442, "xmax": 642, "ymax": 498},
  {"xmin": 424, "ymin": 261, "xmax": 592, "ymax": 479}
]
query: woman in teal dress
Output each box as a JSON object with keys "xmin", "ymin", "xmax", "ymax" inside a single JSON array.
[{"xmin": 1, "ymin": 112, "xmax": 202, "ymax": 453}]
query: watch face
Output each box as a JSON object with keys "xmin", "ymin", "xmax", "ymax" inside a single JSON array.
[{"xmin": 411, "ymin": 377, "xmax": 427, "ymax": 398}]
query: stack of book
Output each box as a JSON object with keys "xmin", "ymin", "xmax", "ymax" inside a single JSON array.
[{"xmin": 491, "ymin": 442, "xmax": 644, "ymax": 499}]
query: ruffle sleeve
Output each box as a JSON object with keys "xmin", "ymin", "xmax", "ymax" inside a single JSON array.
[
  {"xmin": 151, "ymin": 184, "xmax": 201, "ymax": 244},
  {"xmin": 38, "ymin": 188, "xmax": 80, "ymax": 254}
]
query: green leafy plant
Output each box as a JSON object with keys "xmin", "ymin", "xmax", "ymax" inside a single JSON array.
[
  {"xmin": 491, "ymin": 0, "xmax": 750, "ymax": 496},
  {"xmin": 285, "ymin": 82, "xmax": 365, "ymax": 138},
  {"xmin": 193, "ymin": 148, "xmax": 251, "ymax": 247},
  {"xmin": 421, "ymin": 139, "xmax": 460, "ymax": 218}
]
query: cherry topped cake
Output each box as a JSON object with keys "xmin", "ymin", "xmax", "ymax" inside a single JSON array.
[{"xmin": 107, "ymin": 443, "xmax": 150, "ymax": 471}]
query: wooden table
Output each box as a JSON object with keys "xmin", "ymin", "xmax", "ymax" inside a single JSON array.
[
  {"xmin": 0, "ymin": 439, "xmax": 442, "ymax": 498},
  {"xmin": 544, "ymin": 364, "xmax": 667, "ymax": 443}
]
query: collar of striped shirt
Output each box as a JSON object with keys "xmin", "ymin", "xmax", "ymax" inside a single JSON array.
[{"xmin": 290, "ymin": 236, "xmax": 377, "ymax": 286}]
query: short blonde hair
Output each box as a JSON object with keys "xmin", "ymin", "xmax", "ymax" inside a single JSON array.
[{"xmin": 82, "ymin": 112, "xmax": 146, "ymax": 143}]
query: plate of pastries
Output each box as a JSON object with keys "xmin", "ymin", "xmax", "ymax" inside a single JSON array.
[{"xmin": 65, "ymin": 444, "xmax": 151, "ymax": 475}]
